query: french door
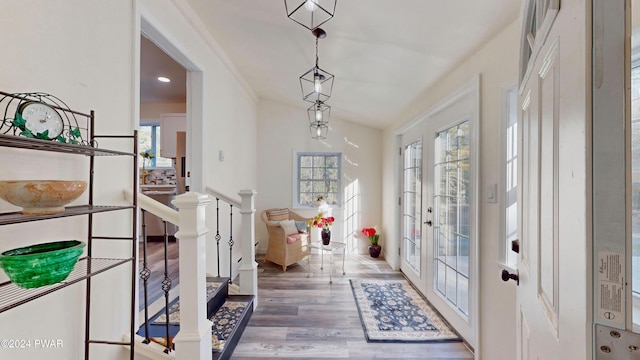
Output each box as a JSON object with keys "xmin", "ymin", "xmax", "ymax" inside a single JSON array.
[
  {"xmin": 401, "ymin": 132, "xmax": 427, "ymax": 294},
  {"xmin": 400, "ymin": 79, "xmax": 478, "ymax": 348}
]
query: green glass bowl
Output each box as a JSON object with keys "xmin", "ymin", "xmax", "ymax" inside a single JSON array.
[{"xmin": 0, "ymin": 240, "xmax": 86, "ymax": 289}]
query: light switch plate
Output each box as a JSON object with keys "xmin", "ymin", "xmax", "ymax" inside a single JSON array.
[
  {"xmin": 487, "ymin": 184, "xmax": 497, "ymax": 203},
  {"xmin": 219, "ymin": 150, "xmax": 225, "ymax": 162}
]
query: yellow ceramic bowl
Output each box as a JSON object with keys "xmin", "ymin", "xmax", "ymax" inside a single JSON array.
[{"xmin": 0, "ymin": 180, "xmax": 87, "ymax": 215}]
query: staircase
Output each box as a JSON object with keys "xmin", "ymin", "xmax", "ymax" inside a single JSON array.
[
  {"xmin": 125, "ymin": 188, "xmax": 258, "ymax": 360},
  {"xmin": 137, "ymin": 277, "xmax": 254, "ymax": 359}
]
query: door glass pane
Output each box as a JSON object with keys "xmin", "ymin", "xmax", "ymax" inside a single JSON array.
[
  {"xmin": 403, "ymin": 140, "xmax": 422, "ymax": 274},
  {"xmin": 632, "ymin": 64, "xmax": 640, "ymax": 325},
  {"xmin": 505, "ymin": 88, "xmax": 518, "ymax": 266},
  {"xmin": 434, "ymin": 121, "xmax": 470, "ymax": 316}
]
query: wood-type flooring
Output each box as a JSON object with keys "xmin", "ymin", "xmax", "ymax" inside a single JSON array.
[
  {"xmin": 138, "ymin": 240, "xmax": 179, "ymax": 309},
  {"xmin": 231, "ymin": 252, "xmax": 473, "ymax": 359}
]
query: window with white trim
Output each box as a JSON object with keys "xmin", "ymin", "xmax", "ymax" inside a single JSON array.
[
  {"xmin": 139, "ymin": 124, "xmax": 172, "ymax": 168},
  {"xmin": 295, "ymin": 152, "xmax": 342, "ymax": 208}
]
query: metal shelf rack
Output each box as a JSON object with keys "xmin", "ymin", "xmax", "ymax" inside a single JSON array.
[{"xmin": 0, "ymin": 91, "xmax": 138, "ymax": 360}]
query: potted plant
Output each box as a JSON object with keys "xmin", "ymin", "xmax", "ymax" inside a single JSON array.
[{"xmin": 362, "ymin": 227, "xmax": 381, "ymax": 258}]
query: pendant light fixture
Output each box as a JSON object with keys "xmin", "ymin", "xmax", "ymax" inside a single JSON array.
[
  {"xmin": 300, "ymin": 28, "xmax": 334, "ymax": 104},
  {"xmin": 284, "ymin": 0, "xmax": 337, "ymax": 31},
  {"xmin": 307, "ymin": 100, "xmax": 330, "ymax": 123},
  {"xmin": 307, "ymin": 100, "xmax": 330, "ymax": 140},
  {"xmin": 285, "ymin": 1, "xmax": 337, "ymax": 140},
  {"xmin": 309, "ymin": 120, "xmax": 329, "ymax": 140}
]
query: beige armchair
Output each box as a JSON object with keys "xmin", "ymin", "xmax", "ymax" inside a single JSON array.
[{"xmin": 261, "ymin": 208, "xmax": 311, "ymax": 272}]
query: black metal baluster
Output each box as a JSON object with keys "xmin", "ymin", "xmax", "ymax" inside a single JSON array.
[
  {"xmin": 162, "ymin": 221, "xmax": 173, "ymax": 353},
  {"xmin": 215, "ymin": 198, "xmax": 221, "ymax": 278},
  {"xmin": 140, "ymin": 210, "xmax": 151, "ymax": 344},
  {"xmin": 229, "ymin": 204, "xmax": 234, "ymax": 284}
]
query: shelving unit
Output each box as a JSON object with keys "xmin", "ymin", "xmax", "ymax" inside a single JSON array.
[{"xmin": 0, "ymin": 92, "xmax": 137, "ymax": 360}]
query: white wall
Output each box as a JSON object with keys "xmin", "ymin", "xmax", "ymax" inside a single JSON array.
[
  {"xmin": 138, "ymin": 0, "xmax": 258, "ymax": 277},
  {"xmin": 140, "ymin": 102, "xmax": 186, "ymax": 123},
  {"xmin": 0, "ymin": 0, "xmax": 259, "ymax": 358},
  {"xmin": 381, "ymin": 19, "xmax": 521, "ymax": 360},
  {"xmin": 256, "ymin": 100, "xmax": 382, "ymax": 255},
  {"xmin": 0, "ymin": 1, "xmax": 136, "ymax": 359}
]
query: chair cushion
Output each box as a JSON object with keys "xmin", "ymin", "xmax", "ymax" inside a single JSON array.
[
  {"xmin": 286, "ymin": 233, "xmax": 304, "ymax": 244},
  {"xmin": 295, "ymin": 220, "xmax": 307, "ymax": 233},
  {"xmin": 280, "ymin": 219, "xmax": 299, "ymax": 235},
  {"xmin": 267, "ymin": 208, "xmax": 289, "ymax": 221}
]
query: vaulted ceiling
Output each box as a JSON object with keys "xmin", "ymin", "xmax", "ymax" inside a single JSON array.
[{"xmin": 141, "ymin": 1, "xmax": 522, "ymax": 129}]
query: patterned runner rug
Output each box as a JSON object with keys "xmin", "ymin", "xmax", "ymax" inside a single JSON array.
[
  {"xmin": 350, "ymin": 279, "xmax": 461, "ymax": 343},
  {"xmin": 152, "ymin": 281, "xmax": 222, "ymax": 325},
  {"xmin": 151, "ymin": 297, "xmax": 249, "ymax": 352}
]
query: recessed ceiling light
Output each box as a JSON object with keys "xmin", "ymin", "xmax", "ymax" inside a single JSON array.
[{"xmin": 157, "ymin": 76, "xmax": 171, "ymax": 83}]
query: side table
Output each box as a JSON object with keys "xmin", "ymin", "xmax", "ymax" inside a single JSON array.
[{"xmin": 307, "ymin": 240, "xmax": 346, "ymax": 283}]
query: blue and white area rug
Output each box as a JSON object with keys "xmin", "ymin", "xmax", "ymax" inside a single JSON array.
[{"xmin": 350, "ymin": 279, "xmax": 461, "ymax": 343}]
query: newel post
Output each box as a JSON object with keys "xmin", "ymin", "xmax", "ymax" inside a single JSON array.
[
  {"xmin": 238, "ymin": 190, "xmax": 258, "ymax": 308},
  {"xmin": 171, "ymin": 192, "xmax": 212, "ymax": 360}
]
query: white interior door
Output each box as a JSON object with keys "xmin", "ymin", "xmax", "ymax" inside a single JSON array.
[
  {"xmin": 514, "ymin": 1, "xmax": 592, "ymax": 358},
  {"xmin": 423, "ymin": 81, "xmax": 478, "ymax": 348}
]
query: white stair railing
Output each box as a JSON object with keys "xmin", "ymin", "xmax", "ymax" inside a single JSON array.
[
  {"xmin": 124, "ymin": 188, "xmax": 257, "ymax": 359},
  {"xmin": 205, "ymin": 187, "xmax": 258, "ymax": 308}
]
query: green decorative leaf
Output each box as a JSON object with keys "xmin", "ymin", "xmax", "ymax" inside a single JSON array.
[
  {"xmin": 35, "ymin": 130, "xmax": 50, "ymax": 140},
  {"xmin": 20, "ymin": 129, "xmax": 34, "ymax": 138},
  {"xmin": 70, "ymin": 127, "xmax": 81, "ymax": 138},
  {"xmin": 57, "ymin": 135, "xmax": 67, "ymax": 143},
  {"xmin": 12, "ymin": 113, "xmax": 26, "ymax": 129},
  {"xmin": 70, "ymin": 139, "xmax": 79, "ymax": 145}
]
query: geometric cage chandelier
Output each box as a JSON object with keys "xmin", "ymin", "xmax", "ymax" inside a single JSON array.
[
  {"xmin": 284, "ymin": 0, "xmax": 337, "ymax": 31},
  {"xmin": 307, "ymin": 100, "xmax": 330, "ymax": 140},
  {"xmin": 299, "ymin": 28, "xmax": 334, "ymax": 104},
  {"xmin": 285, "ymin": 0, "xmax": 337, "ymax": 140},
  {"xmin": 302, "ymin": 29, "xmax": 332, "ymax": 140}
]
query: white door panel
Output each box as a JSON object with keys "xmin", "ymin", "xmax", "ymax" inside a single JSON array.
[
  {"xmin": 424, "ymin": 80, "xmax": 479, "ymax": 347},
  {"xmin": 515, "ymin": 0, "xmax": 591, "ymax": 358}
]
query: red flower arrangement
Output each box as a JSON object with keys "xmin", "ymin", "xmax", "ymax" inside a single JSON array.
[
  {"xmin": 361, "ymin": 227, "xmax": 380, "ymax": 245},
  {"xmin": 309, "ymin": 213, "xmax": 335, "ymax": 231}
]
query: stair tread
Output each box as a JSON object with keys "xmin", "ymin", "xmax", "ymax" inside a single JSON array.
[
  {"xmin": 150, "ymin": 279, "xmax": 228, "ymax": 325},
  {"xmin": 210, "ymin": 297, "xmax": 254, "ymax": 353},
  {"xmin": 137, "ymin": 279, "xmax": 254, "ymax": 359}
]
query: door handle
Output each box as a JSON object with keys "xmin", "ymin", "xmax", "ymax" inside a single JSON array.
[
  {"xmin": 424, "ymin": 220, "xmax": 432, "ymax": 227},
  {"xmin": 501, "ymin": 269, "xmax": 519, "ymax": 285}
]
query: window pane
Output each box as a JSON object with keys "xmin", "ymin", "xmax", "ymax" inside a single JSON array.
[
  {"xmin": 505, "ymin": 88, "xmax": 518, "ymax": 266},
  {"xmin": 300, "ymin": 181, "xmax": 312, "ymax": 192},
  {"xmin": 632, "ymin": 65, "xmax": 640, "ymax": 301},
  {"xmin": 296, "ymin": 152, "xmax": 342, "ymax": 207},
  {"xmin": 300, "ymin": 193, "xmax": 312, "ymax": 205},
  {"xmin": 434, "ymin": 121, "xmax": 470, "ymax": 313},
  {"xmin": 139, "ymin": 126, "xmax": 153, "ymax": 166},
  {"xmin": 300, "ymin": 168, "xmax": 312, "ymax": 180},
  {"xmin": 301, "ymin": 156, "xmax": 313, "ymax": 167},
  {"xmin": 313, "ymin": 181, "xmax": 326, "ymax": 192}
]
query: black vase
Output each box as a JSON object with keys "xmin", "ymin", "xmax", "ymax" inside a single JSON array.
[
  {"xmin": 321, "ymin": 229, "xmax": 331, "ymax": 245},
  {"xmin": 369, "ymin": 244, "xmax": 381, "ymax": 258}
]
